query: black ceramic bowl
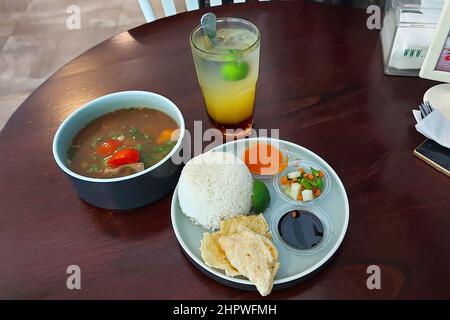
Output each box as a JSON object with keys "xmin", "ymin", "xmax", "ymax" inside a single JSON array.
[{"xmin": 52, "ymin": 91, "xmax": 185, "ymax": 210}]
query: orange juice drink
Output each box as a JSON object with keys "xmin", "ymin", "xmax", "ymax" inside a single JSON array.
[{"xmin": 190, "ymin": 18, "xmax": 260, "ymax": 138}]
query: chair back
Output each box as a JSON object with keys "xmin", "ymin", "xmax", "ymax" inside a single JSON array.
[{"xmin": 138, "ymin": 0, "xmax": 272, "ymax": 22}]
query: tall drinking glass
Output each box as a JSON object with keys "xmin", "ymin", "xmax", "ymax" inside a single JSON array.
[{"xmin": 190, "ymin": 18, "xmax": 260, "ymax": 139}]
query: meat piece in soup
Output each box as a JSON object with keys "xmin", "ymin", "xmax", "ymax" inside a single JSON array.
[{"xmin": 67, "ymin": 107, "xmax": 179, "ymax": 178}]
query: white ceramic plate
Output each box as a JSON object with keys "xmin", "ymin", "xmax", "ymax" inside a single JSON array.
[{"xmin": 171, "ymin": 137, "xmax": 349, "ymax": 291}]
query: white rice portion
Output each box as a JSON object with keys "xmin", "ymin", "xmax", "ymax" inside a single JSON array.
[{"xmin": 178, "ymin": 151, "xmax": 253, "ymax": 230}]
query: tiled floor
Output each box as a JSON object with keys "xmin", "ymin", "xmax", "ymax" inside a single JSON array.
[{"xmin": 0, "ymin": 0, "xmax": 147, "ymax": 130}]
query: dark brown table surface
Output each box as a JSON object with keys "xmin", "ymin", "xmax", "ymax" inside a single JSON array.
[{"xmin": 0, "ymin": 2, "xmax": 449, "ymax": 299}]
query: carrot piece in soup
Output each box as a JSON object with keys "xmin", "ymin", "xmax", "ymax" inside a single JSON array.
[
  {"xmin": 280, "ymin": 176, "xmax": 288, "ymax": 185},
  {"xmin": 156, "ymin": 129, "xmax": 174, "ymax": 145}
]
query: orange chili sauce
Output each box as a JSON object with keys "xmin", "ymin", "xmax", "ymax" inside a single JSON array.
[{"xmin": 243, "ymin": 143, "xmax": 288, "ymax": 175}]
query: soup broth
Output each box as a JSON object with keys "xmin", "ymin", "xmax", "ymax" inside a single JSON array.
[{"xmin": 67, "ymin": 107, "xmax": 178, "ymax": 178}]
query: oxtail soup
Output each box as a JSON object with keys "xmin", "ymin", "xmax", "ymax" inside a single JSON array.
[{"xmin": 67, "ymin": 107, "xmax": 179, "ymax": 178}]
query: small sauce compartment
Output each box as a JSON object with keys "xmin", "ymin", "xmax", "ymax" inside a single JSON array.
[
  {"xmin": 239, "ymin": 141, "xmax": 290, "ymax": 180},
  {"xmin": 270, "ymin": 203, "xmax": 332, "ymax": 255},
  {"xmin": 278, "ymin": 210, "xmax": 324, "ymax": 250},
  {"xmin": 273, "ymin": 160, "xmax": 331, "ymax": 205}
]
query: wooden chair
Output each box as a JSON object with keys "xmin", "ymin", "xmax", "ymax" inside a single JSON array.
[{"xmin": 138, "ymin": 0, "xmax": 271, "ymax": 22}]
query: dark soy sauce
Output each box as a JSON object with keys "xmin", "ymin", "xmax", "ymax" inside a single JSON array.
[{"xmin": 278, "ymin": 210, "xmax": 324, "ymax": 250}]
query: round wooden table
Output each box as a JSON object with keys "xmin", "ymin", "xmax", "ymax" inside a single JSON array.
[{"xmin": 1, "ymin": 2, "xmax": 449, "ymax": 299}]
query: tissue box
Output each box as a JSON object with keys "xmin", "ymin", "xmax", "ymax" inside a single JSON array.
[{"xmin": 381, "ymin": 0, "xmax": 445, "ymax": 76}]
